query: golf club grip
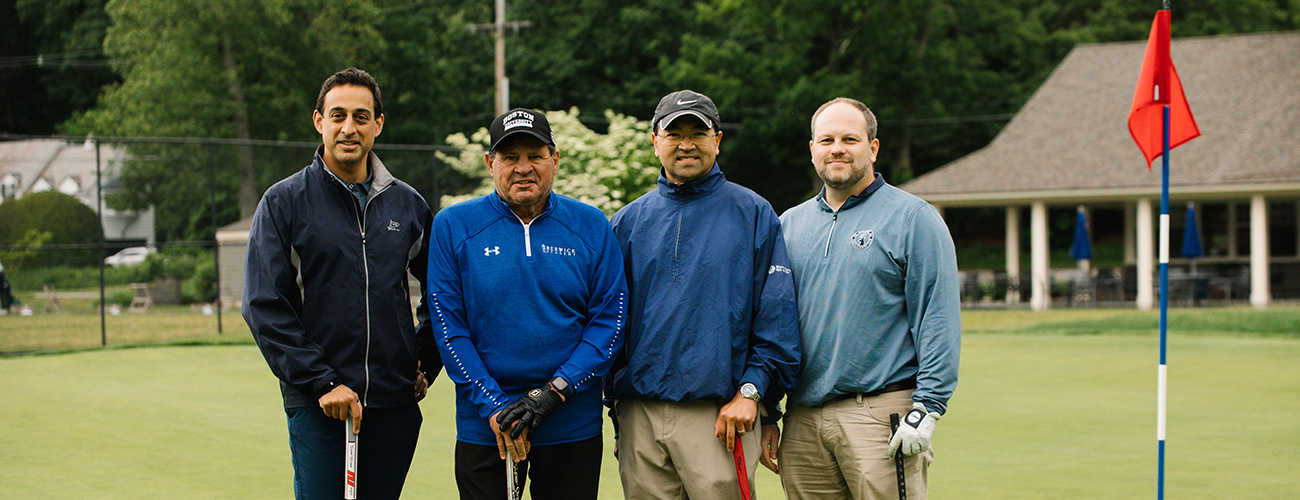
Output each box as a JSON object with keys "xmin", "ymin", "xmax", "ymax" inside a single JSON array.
[
  {"xmin": 345, "ymin": 415, "xmax": 358, "ymax": 500},
  {"xmin": 891, "ymin": 413, "xmax": 907, "ymax": 500},
  {"xmin": 506, "ymin": 450, "xmax": 519, "ymax": 500},
  {"xmin": 733, "ymin": 438, "xmax": 752, "ymax": 500}
]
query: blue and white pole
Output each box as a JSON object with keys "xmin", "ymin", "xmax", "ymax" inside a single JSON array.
[{"xmin": 1157, "ymin": 104, "xmax": 1170, "ymax": 500}]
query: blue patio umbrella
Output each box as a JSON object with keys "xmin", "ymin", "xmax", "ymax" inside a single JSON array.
[
  {"xmin": 1069, "ymin": 206, "xmax": 1092, "ymax": 261},
  {"xmin": 1182, "ymin": 202, "xmax": 1203, "ymax": 258}
]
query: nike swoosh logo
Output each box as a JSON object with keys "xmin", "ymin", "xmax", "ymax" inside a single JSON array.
[{"xmin": 676, "ymin": 99, "xmax": 698, "ymax": 105}]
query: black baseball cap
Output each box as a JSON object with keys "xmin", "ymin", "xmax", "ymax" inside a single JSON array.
[
  {"xmin": 653, "ymin": 90, "xmax": 721, "ymax": 132},
  {"xmin": 488, "ymin": 108, "xmax": 556, "ymax": 152}
]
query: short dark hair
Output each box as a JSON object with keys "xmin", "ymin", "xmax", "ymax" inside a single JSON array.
[
  {"xmin": 810, "ymin": 97, "xmax": 876, "ymax": 141},
  {"xmin": 316, "ymin": 68, "xmax": 383, "ymax": 117}
]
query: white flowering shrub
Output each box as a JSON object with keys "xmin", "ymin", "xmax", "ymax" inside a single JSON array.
[{"xmin": 437, "ymin": 108, "xmax": 660, "ymax": 216}]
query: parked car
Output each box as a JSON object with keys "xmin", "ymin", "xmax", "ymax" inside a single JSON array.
[{"xmin": 104, "ymin": 246, "xmax": 155, "ymax": 267}]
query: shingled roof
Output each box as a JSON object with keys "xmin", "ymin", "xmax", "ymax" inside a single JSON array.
[{"xmin": 901, "ymin": 31, "xmax": 1300, "ymax": 205}]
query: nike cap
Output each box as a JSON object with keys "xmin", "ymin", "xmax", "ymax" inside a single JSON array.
[
  {"xmin": 653, "ymin": 90, "xmax": 720, "ymax": 132},
  {"xmin": 489, "ymin": 108, "xmax": 556, "ymax": 152}
]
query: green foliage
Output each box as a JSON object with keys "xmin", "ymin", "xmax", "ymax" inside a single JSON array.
[
  {"xmin": 0, "ymin": 229, "xmax": 54, "ymax": 271},
  {"xmin": 21, "ymin": 0, "xmax": 1296, "ymax": 236},
  {"xmin": 4, "ymin": 0, "xmax": 119, "ymax": 135},
  {"xmin": 101, "ymin": 289, "xmax": 133, "ymax": 307},
  {"xmin": 0, "ymin": 191, "xmax": 102, "ymax": 267},
  {"xmin": 5, "ymin": 264, "xmax": 134, "ymax": 291},
  {"xmin": 183, "ymin": 258, "xmax": 217, "ymax": 304},
  {"xmin": 437, "ymin": 108, "xmax": 659, "ymax": 215}
]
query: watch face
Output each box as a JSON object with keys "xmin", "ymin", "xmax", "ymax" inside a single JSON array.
[{"xmin": 741, "ymin": 384, "xmax": 757, "ymax": 398}]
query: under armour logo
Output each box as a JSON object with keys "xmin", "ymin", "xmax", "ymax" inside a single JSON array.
[
  {"xmin": 484, "ymin": 246, "xmax": 500, "ymax": 256},
  {"xmin": 387, "ymin": 220, "xmax": 400, "ymax": 231}
]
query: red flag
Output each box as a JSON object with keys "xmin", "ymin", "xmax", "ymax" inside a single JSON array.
[{"xmin": 1128, "ymin": 10, "xmax": 1200, "ymax": 169}]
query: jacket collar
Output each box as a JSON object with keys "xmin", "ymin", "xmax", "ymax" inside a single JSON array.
[
  {"xmin": 816, "ymin": 172, "xmax": 886, "ymax": 213},
  {"xmin": 313, "ymin": 145, "xmax": 395, "ymax": 192},
  {"xmin": 657, "ymin": 163, "xmax": 726, "ymax": 200},
  {"xmin": 487, "ymin": 190, "xmax": 555, "ymax": 222}
]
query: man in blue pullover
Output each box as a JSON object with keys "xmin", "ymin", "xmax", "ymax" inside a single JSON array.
[
  {"xmin": 243, "ymin": 68, "xmax": 439, "ymax": 500},
  {"xmin": 426, "ymin": 108, "xmax": 627, "ymax": 500},
  {"xmin": 609, "ymin": 90, "xmax": 801, "ymax": 499},
  {"xmin": 777, "ymin": 97, "xmax": 961, "ymax": 500}
]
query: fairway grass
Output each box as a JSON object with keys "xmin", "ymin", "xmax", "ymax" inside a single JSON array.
[{"xmin": 2, "ymin": 307, "xmax": 1298, "ymax": 498}]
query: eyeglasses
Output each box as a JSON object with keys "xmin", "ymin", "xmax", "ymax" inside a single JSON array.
[{"xmin": 656, "ymin": 131, "xmax": 717, "ymax": 146}]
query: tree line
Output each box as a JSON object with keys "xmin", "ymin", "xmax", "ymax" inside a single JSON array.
[{"xmin": 3, "ymin": 0, "xmax": 1295, "ymax": 243}]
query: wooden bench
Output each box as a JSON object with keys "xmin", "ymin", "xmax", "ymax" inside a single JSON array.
[
  {"xmin": 42, "ymin": 284, "xmax": 65, "ymax": 314},
  {"xmin": 129, "ymin": 283, "xmax": 153, "ymax": 313}
]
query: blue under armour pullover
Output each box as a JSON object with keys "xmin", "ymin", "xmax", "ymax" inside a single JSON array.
[
  {"xmin": 427, "ymin": 191, "xmax": 627, "ymax": 446},
  {"xmin": 609, "ymin": 165, "xmax": 800, "ymax": 416}
]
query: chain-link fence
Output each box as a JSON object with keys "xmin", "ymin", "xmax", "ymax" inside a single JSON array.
[{"xmin": 0, "ymin": 136, "xmax": 465, "ymax": 354}]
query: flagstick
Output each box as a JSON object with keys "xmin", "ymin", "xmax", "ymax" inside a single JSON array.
[{"xmin": 1157, "ymin": 104, "xmax": 1170, "ymax": 500}]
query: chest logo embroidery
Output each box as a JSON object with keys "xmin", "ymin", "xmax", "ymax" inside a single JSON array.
[
  {"xmin": 484, "ymin": 246, "xmax": 500, "ymax": 256},
  {"xmin": 851, "ymin": 230, "xmax": 874, "ymax": 250},
  {"xmin": 540, "ymin": 244, "xmax": 577, "ymax": 256},
  {"xmin": 387, "ymin": 220, "xmax": 401, "ymax": 231}
]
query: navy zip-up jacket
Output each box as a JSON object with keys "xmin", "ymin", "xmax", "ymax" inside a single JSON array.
[
  {"xmin": 244, "ymin": 147, "xmax": 440, "ymax": 409},
  {"xmin": 609, "ymin": 165, "xmax": 800, "ymax": 420}
]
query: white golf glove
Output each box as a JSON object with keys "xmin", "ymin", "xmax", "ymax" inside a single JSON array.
[{"xmin": 888, "ymin": 402, "xmax": 940, "ymax": 457}]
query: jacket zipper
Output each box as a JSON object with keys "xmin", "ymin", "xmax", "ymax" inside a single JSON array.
[
  {"xmin": 348, "ymin": 181, "xmax": 391, "ymax": 407},
  {"xmin": 824, "ymin": 211, "xmax": 839, "ymax": 257},
  {"xmin": 511, "ymin": 212, "xmax": 543, "ymax": 257}
]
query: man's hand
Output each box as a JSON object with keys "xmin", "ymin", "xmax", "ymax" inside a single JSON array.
[
  {"xmin": 759, "ymin": 424, "xmax": 780, "ymax": 473},
  {"xmin": 414, "ymin": 361, "xmax": 429, "ymax": 402},
  {"xmin": 496, "ymin": 386, "xmax": 565, "ymax": 439},
  {"xmin": 490, "ymin": 410, "xmax": 531, "ymax": 461},
  {"xmin": 714, "ymin": 390, "xmax": 758, "ymax": 453},
  {"xmin": 887, "ymin": 402, "xmax": 941, "ymax": 457},
  {"xmin": 319, "ymin": 384, "xmax": 362, "ymax": 434}
]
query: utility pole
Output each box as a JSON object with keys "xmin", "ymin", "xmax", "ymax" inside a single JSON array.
[{"xmin": 470, "ymin": 0, "xmax": 531, "ymax": 116}]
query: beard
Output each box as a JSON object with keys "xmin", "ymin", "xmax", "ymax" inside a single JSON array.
[{"xmin": 818, "ymin": 158, "xmax": 870, "ymax": 190}]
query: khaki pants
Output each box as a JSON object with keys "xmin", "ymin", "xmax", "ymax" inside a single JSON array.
[
  {"xmin": 616, "ymin": 399, "xmax": 760, "ymax": 500},
  {"xmin": 779, "ymin": 390, "xmax": 933, "ymax": 500}
]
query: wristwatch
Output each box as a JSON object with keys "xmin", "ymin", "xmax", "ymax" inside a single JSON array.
[
  {"xmin": 550, "ymin": 376, "xmax": 572, "ymax": 400},
  {"xmin": 739, "ymin": 383, "xmax": 761, "ymax": 404}
]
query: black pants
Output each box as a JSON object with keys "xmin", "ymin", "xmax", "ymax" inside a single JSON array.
[
  {"xmin": 454, "ymin": 435, "xmax": 602, "ymax": 500},
  {"xmin": 0, "ymin": 271, "xmax": 15, "ymax": 309}
]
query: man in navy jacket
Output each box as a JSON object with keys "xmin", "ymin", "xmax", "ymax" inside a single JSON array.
[
  {"xmin": 243, "ymin": 68, "xmax": 439, "ymax": 500},
  {"xmin": 426, "ymin": 109, "xmax": 626, "ymax": 500},
  {"xmin": 609, "ymin": 90, "xmax": 801, "ymax": 499}
]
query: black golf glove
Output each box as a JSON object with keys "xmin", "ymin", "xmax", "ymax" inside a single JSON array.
[{"xmin": 496, "ymin": 386, "xmax": 565, "ymax": 439}]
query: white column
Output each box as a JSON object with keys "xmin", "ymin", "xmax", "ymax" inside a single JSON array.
[
  {"xmin": 1137, "ymin": 198, "xmax": 1154, "ymax": 310},
  {"xmin": 1031, "ymin": 201, "xmax": 1049, "ymax": 311},
  {"xmin": 1250, "ymin": 195, "xmax": 1270, "ymax": 308},
  {"xmin": 1006, "ymin": 206, "xmax": 1021, "ymax": 304}
]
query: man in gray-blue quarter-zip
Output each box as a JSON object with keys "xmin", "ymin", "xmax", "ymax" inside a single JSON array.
[
  {"xmin": 244, "ymin": 68, "xmax": 441, "ymax": 500},
  {"xmin": 777, "ymin": 97, "xmax": 960, "ymax": 500}
]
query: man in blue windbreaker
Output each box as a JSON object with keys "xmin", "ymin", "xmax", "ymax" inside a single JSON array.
[
  {"xmin": 243, "ymin": 68, "xmax": 439, "ymax": 500},
  {"xmin": 426, "ymin": 108, "xmax": 627, "ymax": 500},
  {"xmin": 609, "ymin": 90, "xmax": 801, "ymax": 499}
]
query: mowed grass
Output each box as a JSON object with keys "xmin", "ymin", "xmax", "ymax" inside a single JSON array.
[{"xmin": 1, "ymin": 306, "xmax": 1298, "ymax": 498}]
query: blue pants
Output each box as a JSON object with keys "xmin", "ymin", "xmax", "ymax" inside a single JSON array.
[{"xmin": 285, "ymin": 403, "xmax": 422, "ymax": 500}]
